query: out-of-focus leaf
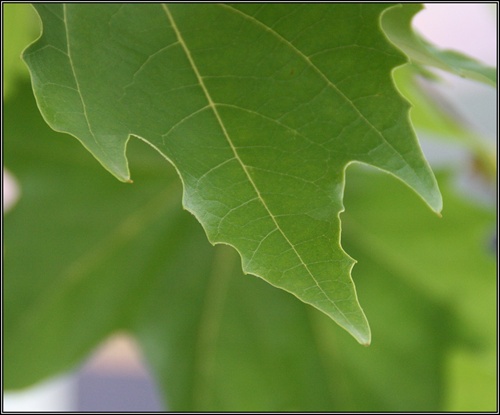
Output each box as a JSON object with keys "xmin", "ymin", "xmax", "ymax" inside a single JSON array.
[
  {"xmin": 393, "ymin": 64, "xmax": 496, "ymax": 181},
  {"xmin": 444, "ymin": 348, "xmax": 497, "ymax": 411},
  {"xmin": 381, "ymin": 4, "xmax": 496, "ymax": 86},
  {"xmin": 2, "ymin": 3, "xmax": 39, "ymax": 98},
  {"xmin": 134, "ymin": 240, "xmax": 456, "ymax": 411},
  {"xmin": 4, "ymin": 81, "xmax": 449, "ymax": 410},
  {"xmin": 393, "ymin": 65, "xmax": 472, "ymax": 138},
  {"xmin": 342, "ymin": 165, "xmax": 496, "ymax": 412},
  {"xmin": 3, "ymin": 80, "xmax": 182, "ymax": 390},
  {"xmin": 22, "ymin": 4, "xmax": 445, "ymax": 344},
  {"xmin": 5, "ymin": 81, "xmax": 495, "ymax": 411}
]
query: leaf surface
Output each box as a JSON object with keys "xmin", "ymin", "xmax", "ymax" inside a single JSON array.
[
  {"xmin": 5, "ymin": 81, "xmax": 495, "ymax": 410},
  {"xmin": 22, "ymin": 3, "xmax": 443, "ymax": 344}
]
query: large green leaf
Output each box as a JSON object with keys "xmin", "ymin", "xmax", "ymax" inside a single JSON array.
[
  {"xmin": 22, "ymin": 3, "xmax": 443, "ymax": 344},
  {"xmin": 5, "ymin": 81, "xmax": 495, "ymax": 411}
]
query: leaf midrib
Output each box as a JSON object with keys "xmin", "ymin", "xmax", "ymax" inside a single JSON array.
[{"xmin": 163, "ymin": 5, "xmax": 350, "ymax": 322}]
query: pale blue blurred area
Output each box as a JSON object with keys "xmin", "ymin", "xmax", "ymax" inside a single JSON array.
[{"xmin": 76, "ymin": 370, "xmax": 163, "ymax": 411}]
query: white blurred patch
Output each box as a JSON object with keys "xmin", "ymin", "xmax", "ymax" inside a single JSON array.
[
  {"xmin": 3, "ymin": 168, "xmax": 21, "ymax": 213},
  {"xmin": 3, "ymin": 375, "xmax": 77, "ymax": 412},
  {"xmin": 414, "ymin": 4, "xmax": 497, "ymax": 66}
]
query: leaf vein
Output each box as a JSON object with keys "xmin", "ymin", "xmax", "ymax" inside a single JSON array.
[
  {"xmin": 63, "ymin": 4, "xmax": 100, "ymax": 148},
  {"xmin": 163, "ymin": 4, "xmax": 352, "ymax": 323},
  {"xmin": 221, "ymin": 4, "xmax": 413, "ymax": 171}
]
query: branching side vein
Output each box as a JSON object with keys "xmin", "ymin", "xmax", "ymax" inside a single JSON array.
[{"xmin": 162, "ymin": 5, "xmax": 351, "ymax": 321}]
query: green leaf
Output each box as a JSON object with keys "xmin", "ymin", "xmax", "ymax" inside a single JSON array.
[
  {"xmin": 22, "ymin": 3, "xmax": 442, "ymax": 344},
  {"xmin": 2, "ymin": 3, "xmax": 39, "ymax": 99},
  {"xmin": 5, "ymin": 81, "xmax": 495, "ymax": 410},
  {"xmin": 3, "ymin": 82, "xmax": 182, "ymax": 390},
  {"xmin": 342, "ymin": 167, "xmax": 496, "ymax": 411},
  {"xmin": 393, "ymin": 65, "xmax": 471, "ymax": 138},
  {"xmin": 392, "ymin": 64, "xmax": 496, "ymax": 181},
  {"xmin": 381, "ymin": 4, "xmax": 497, "ymax": 86}
]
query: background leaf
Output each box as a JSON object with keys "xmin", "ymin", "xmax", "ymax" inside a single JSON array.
[
  {"xmin": 392, "ymin": 64, "xmax": 496, "ymax": 182},
  {"xmin": 4, "ymin": 81, "xmax": 495, "ymax": 411},
  {"xmin": 22, "ymin": 3, "xmax": 444, "ymax": 343},
  {"xmin": 381, "ymin": 4, "xmax": 497, "ymax": 86},
  {"xmin": 2, "ymin": 3, "xmax": 39, "ymax": 99},
  {"xmin": 342, "ymin": 166, "xmax": 496, "ymax": 411}
]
